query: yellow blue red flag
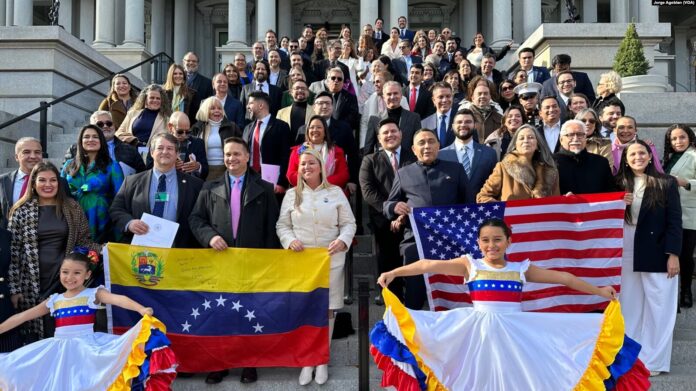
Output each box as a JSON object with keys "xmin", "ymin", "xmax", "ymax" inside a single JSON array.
[{"xmin": 104, "ymin": 243, "xmax": 330, "ymax": 372}]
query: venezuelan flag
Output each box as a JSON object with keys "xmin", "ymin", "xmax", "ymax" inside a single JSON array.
[{"xmin": 104, "ymin": 243, "xmax": 330, "ymax": 372}]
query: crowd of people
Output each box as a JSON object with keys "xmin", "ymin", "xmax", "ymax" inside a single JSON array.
[{"xmin": 0, "ymin": 16, "xmax": 692, "ymax": 386}]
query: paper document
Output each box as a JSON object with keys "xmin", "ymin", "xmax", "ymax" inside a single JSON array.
[
  {"xmin": 131, "ymin": 213, "xmax": 179, "ymax": 248},
  {"xmin": 261, "ymin": 163, "xmax": 281, "ymax": 185}
]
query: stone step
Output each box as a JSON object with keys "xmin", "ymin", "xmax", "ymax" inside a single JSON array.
[
  {"xmin": 649, "ymin": 364, "xmax": 696, "ymax": 391},
  {"xmin": 671, "ymin": 328, "xmax": 696, "ymax": 363}
]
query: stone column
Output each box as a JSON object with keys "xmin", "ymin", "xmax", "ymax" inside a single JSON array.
[
  {"xmin": 59, "ymin": 0, "xmax": 72, "ymax": 33},
  {"xmin": 277, "ymin": 0, "xmax": 291, "ymax": 38},
  {"xmin": 638, "ymin": 1, "xmax": 659, "ymax": 23},
  {"xmin": 582, "ymin": 0, "xmax": 597, "ymax": 23},
  {"xmin": 360, "ymin": 0, "xmax": 378, "ymax": 31},
  {"xmin": 79, "ymin": 0, "xmax": 94, "ymax": 44},
  {"xmin": 5, "ymin": 0, "xmax": 12, "ymax": 26},
  {"xmin": 673, "ymin": 27, "xmax": 690, "ymax": 92},
  {"xmin": 390, "ymin": 0, "xmax": 408, "ymax": 28},
  {"xmin": 227, "ymin": 0, "xmax": 247, "ymax": 46},
  {"xmin": 173, "ymin": 0, "xmax": 189, "ymax": 63},
  {"xmin": 0, "ymin": 0, "xmax": 6, "ymax": 26},
  {"xmin": 150, "ymin": 0, "xmax": 165, "ymax": 54},
  {"xmin": 491, "ymin": 0, "xmax": 512, "ymax": 44},
  {"xmin": 122, "ymin": 0, "xmax": 145, "ymax": 47},
  {"xmin": 13, "ymin": 0, "xmax": 31, "ymax": 26},
  {"xmin": 92, "ymin": 0, "xmax": 115, "ymax": 47},
  {"xmin": 256, "ymin": 0, "xmax": 276, "ymax": 42},
  {"xmin": 610, "ymin": 0, "xmax": 629, "ymax": 23},
  {"xmin": 461, "ymin": 0, "xmax": 477, "ymax": 44},
  {"xmin": 522, "ymin": 0, "xmax": 541, "ymax": 40}
]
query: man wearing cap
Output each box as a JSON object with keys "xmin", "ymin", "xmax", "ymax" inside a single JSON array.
[
  {"xmin": 541, "ymin": 54, "xmax": 595, "ymax": 103},
  {"xmin": 513, "ymin": 82, "xmax": 543, "ymax": 127}
]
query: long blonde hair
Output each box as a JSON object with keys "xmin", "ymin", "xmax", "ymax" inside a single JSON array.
[{"xmin": 294, "ymin": 148, "xmax": 331, "ymax": 209}]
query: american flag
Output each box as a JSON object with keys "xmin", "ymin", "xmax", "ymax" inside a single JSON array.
[{"xmin": 409, "ymin": 192, "xmax": 626, "ymax": 312}]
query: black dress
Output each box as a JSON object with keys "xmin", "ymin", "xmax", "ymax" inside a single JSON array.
[{"xmin": 0, "ymin": 227, "xmax": 22, "ymax": 352}]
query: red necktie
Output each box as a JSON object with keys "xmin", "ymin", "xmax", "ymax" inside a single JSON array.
[
  {"xmin": 252, "ymin": 120, "xmax": 262, "ymax": 172},
  {"xmin": 19, "ymin": 175, "xmax": 29, "ymax": 198},
  {"xmin": 409, "ymin": 87, "xmax": 417, "ymax": 112}
]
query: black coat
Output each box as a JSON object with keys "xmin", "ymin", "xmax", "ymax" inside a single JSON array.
[
  {"xmin": 627, "ymin": 177, "xmax": 682, "ymax": 272},
  {"xmin": 189, "ymin": 169, "xmax": 280, "ymax": 249},
  {"xmin": 403, "ymin": 85, "xmax": 435, "ymax": 120},
  {"xmin": 242, "ymin": 117, "xmax": 292, "ymax": 189},
  {"xmin": 364, "ymin": 110, "xmax": 422, "ymax": 156},
  {"xmin": 109, "ymin": 170, "xmax": 204, "ymax": 248},
  {"xmin": 187, "ymin": 72, "xmax": 215, "ymax": 121},
  {"xmin": 553, "ymin": 149, "xmax": 616, "ymax": 195},
  {"xmin": 239, "ymin": 83, "xmax": 283, "ymax": 121},
  {"xmin": 331, "ymin": 89, "xmax": 360, "ymax": 132},
  {"xmin": 0, "ymin": 227, "xmax": 21, "ymax": 351}
]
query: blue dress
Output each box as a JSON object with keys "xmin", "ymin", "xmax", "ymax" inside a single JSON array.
[
  {"xmin": 0, "ymin": 287, "xmax": 176, "ymax": 390},
  {"xmin": 61, "ymin": 160, "xmax": 124, "ymax": 242}
]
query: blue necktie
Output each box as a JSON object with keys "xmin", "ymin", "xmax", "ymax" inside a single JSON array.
[
  {"xmin": 461, "ymin": 146, "xmax": 472, "ymax": 177},
  {"xmin": 152, "ymin": 174, "xmax": 167, "ymax": 218},
  {"xmin": 439, "ymin": 115, "xmax": 448, "ymax": 144}
]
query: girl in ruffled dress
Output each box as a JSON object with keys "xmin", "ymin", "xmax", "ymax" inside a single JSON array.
[
  {"xmin": 373, "ymin": 218, "xmax": 650, "ymax": 391},
  {"xmin": 0, "ymin": 250, "xmax": 176, "ymax": 390}
]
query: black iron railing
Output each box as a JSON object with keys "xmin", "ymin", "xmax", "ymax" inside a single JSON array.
[{"xmin": 0, "ymin": 51, "xmax": 174, "ymax": 154}]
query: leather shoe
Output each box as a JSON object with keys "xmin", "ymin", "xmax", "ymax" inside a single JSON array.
[
  {"xmin": 177, "ymin": 372, "xmax": 194, "ymax": 378},
  {"xmin": 240, "ymin": 367, "xmax": 258, "ymax": 383},
  {"xmin": 205, "ymin": 369, "xmax": 229, "ymax": 384}
]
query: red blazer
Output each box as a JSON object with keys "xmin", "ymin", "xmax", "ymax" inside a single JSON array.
[{"xmin": 286, "ymin": 145, "xmax": 350, "ymax": 188}]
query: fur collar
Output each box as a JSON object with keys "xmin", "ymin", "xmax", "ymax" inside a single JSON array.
[{"xmin": 501, "ymin": 152, "xmax": 558, "ymax": 198}]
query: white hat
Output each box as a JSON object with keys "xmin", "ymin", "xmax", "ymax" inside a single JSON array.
[{"xmin": 513, "ymin": 82, "xmax": 543, "ymax": 97}]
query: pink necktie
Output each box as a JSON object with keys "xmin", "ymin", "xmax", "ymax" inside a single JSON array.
[
  {"xmin": 230, "ymin": 178, "xmax": 241, "ymax": 239},
  {"xmin": 390, "ymin": 152, "xmax": 398, "ymax": 173}
]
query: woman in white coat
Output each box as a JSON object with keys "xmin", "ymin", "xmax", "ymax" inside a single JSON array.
[
  {"xmin": 276, "ymin": 148, "xmax": 356, "ymax": 386},
  {"xmin": 663, "ymin": 124, "xmax": 696, "ymax": 308}
]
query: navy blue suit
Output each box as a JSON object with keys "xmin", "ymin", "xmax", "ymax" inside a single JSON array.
[
  {"xmin": 223, "ymin": 96, "xmax": 245, "ymax": 129},
  {"xmin": 384, "ymin": 159, "xmax": 468, "ymax": 309},
  {"xmin": 399, "ymin": 29, "xmax": 416, "ymax": 43},
  {"xmin": 541, "ymin": 71, "xmax": 596, "ymax": 103},
  {"xmin": 438, "ymin": 141, "xmax": 497, "ymax": 204}
]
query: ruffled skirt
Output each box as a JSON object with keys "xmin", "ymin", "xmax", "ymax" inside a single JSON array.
[
  {"xmin": 370, "ymin": 289, "xmax": 650, "ymax": 391},
  {"xmin": 0, "ymin": 315, "xmax": 176, "ymax": 391}
]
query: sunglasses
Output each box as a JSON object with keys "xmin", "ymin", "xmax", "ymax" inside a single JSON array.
[
  {"xmin": 519, "ymin": 94, "xmax": 537, "ymax": 100},
  {"xmin": 581, "ymin": 119, "xmax": 597, "ymax": 124},
  {"xmin": 329, "ymin": 76, "xmax": 344, "ymax": 82},
  {"xmin": 96, "ymin": 121, "xmax": 113, "ymax": 128},
  {"xmin": 501, "ymin": 86, "xmax": 514, "ymax": 92},
  {"xmin": 176, "ymin": 129, "xmax": 192, "ymax": 135}
]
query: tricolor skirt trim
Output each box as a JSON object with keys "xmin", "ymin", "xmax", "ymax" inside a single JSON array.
[
  {"xmin": 108, "ymin": 315, "xmax": 177, "ymax": 390},
  {"xmin": 370, "ymin": 288, "xmax": 650, "ymax": 391}
]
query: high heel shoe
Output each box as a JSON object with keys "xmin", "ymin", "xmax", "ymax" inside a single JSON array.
[{"xmin": 299, "ymin": 366, "xmax": 314, "ymax": 386}]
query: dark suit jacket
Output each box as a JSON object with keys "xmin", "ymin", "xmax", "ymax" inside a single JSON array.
[
  {"xmin": 313, "ymin": 60, "xmax": 350, "ymax": 84},
  {"xmin": 109, "ymin": 169, "xmax": 204, "ymax": 248},
  {"xmin": 0, "ymin": 170, "xmax": 71, "ymax": 229},
  {"xmin": 373, "ymin": 31, "xmax": 387, "ymax": 50},
  {"xmin": 240, "ymin": 83, "xmax": 283, "ymax": 120},
  {"xmin": 421, "ymin": 110, "xmax": 456, "ymax": 147},
  {"xmin": 383, "ymin": 159, "xmax": 468, "ymax": 245},
  {"xmin": 270, "ymin": 69, "xmax": 289, "ymax": 91},
  {"xmin": 64, "ymin": 139, "xmax": 146, "ymax": 176},
  {"xmin": 536, "ymin": 123, "xmax": 563, "ymax": 153},
  {"xmin": 392, "ymin": 56, "xmax": 423, "ymax": 84},
  {"xmin": 478, "ymin": 68, "xmax": 505, "ymax": 87},
  {"xmin": 399, "ymin": 29, "xmax": 416, "ymax": 43},
  {"xmin": 403, "ymin": 85, "xmax": 435, "ymax": 120},
  {"xmin": 187, "ymin": 72, "xmax": 215, "ymax": 121},
  {"xmin": 242, "ymin": 117, "xmax": 292, "ymax": 189},
  {"xmin": 632, "ymin": 177, "xmax": 682, "ymax": 272},
  {"xmin": 0, "ymin": 228, "xmax": 13, "ymax": 322},
  {"xmin": 510, "ymin": 65, "xmax": 550, "ymax": 84},
  {"xmin": 359, "ymin": 149, "xmax": 416, "ymax": 229},
  {"xmin": 223, "ymin": 95, "xmax": 245, "ymax": 129},
  {"xmin": 188, "ymin": 169, "xmax": 280, "ymax": 249},
  {"xmin": 438, "ymin": 142, "xmax": 497, "ymax": 203},
  {"xmin": 364, "ymin": 110, "xmax": 422, "ymax": 156},
  {"xmin": 541, "ymin": 71, "xmax": 596, "ymax": 103},
  {"xmin": 297, "ymin": 119, "xmax": 360, "ymax": 183},
  {"xmin": 331, "ymin": 89, "xmax": 360, "ymax": 132}
]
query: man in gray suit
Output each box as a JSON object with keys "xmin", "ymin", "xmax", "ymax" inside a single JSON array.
[
  {"xmin": 383, "ymin": 129, "xmax": 468, "ymax": 309},
  {"xmin": 438, "ymin": 109, "xmax": 497, "ymax": 203},
  {"xmin": 364, "ymin": 81, "xmax": 422, "ymax": 155},
  {"xmin": 0, "ymin": 137, "xmax": 43, "ymax": 228},
  {"xmin": 421, "ymin": 82, "xmax": 456, "ymax": 147}
]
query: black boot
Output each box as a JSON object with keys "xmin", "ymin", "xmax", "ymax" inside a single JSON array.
[{"xmin": 681, "ymin": 287, "xmax": 693, "ymax": 308}]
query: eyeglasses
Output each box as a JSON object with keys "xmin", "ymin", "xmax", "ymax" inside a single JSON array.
[
  {"xmin": 581, "ymin": 118, "xmax": 597, "ymax": 124},
  {"xmin": 176, "ymin": 129, "xmax": 192, "ymax": 135},
  {"xmin": 95, "ymin": 121, "xmax": 113, "ymax": 128},
  {"xmin": 562, "ymin": 132, "xmax": 586, "ymax": 139},
  {"xmin": 289, "ymin": 45, "xmax": 298, "ymax": 49},
  {"xmin": 329, "ymin": 76, "xmax": 343, "ymax": 82}
]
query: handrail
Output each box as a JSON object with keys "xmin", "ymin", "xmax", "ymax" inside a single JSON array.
[{"xmin": 0, "ymin": 51, "xmax": 174, "ymax": 152}]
